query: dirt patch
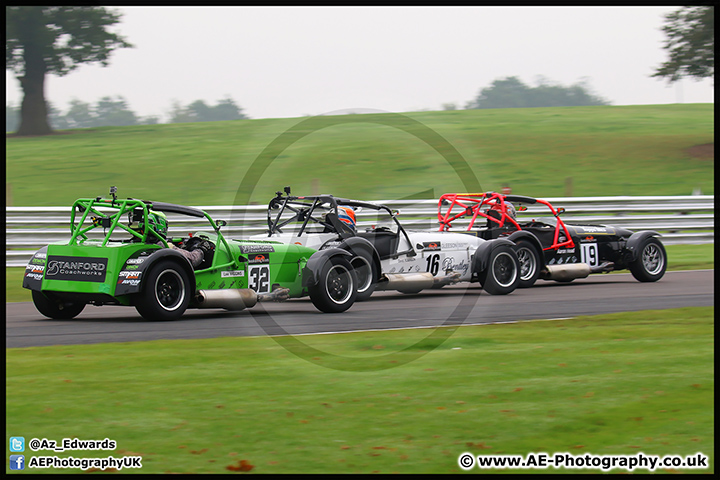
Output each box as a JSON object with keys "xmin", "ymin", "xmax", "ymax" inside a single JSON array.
[{"xmin": 685, "ymin": 143, "xmax": 714, "ymax": 159}]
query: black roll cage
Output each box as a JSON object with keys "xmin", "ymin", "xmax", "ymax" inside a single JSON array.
[{"xmin": 266, "ymin": 192, "xmax": 416, "ymax": 258}]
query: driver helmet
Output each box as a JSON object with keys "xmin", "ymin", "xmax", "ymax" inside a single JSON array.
[
  {"xmin": 131, "ymin": 210, "xmax": 168, "ymax": 241},
  {"xmin": 504, "ymin": 201, "xmax": 516, "ymax": 220},
  {"xmin": 489, "ymin": 201, "xmax": 516, "ymax": 221},
  {"xmin": 147, "ymin": 210, "xmax": 168, "ymax": 238},
  {"xmin": 337, "ymin": 206, "xmax": 356, "ymax": 231}
]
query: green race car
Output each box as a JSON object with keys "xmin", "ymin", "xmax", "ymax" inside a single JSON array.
[{"xmin": 22, "ymin": 187, "xmax": 359, "ymax": 320}]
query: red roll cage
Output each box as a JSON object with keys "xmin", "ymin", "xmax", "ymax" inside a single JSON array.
[{"xmin": 437, "ymin": 192, "xmax": 575, "ymax": 251}]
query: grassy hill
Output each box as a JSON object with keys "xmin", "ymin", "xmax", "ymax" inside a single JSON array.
[{"xmin": 5, "ymin": 104, "xmax": 714, "ymax": 207}]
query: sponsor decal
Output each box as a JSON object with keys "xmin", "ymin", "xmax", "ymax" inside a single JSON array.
[
  {"xmin": 221, "ymin": 270, "xmax": 245, "ymax": 278},
  {"xmin": 442, "ymin": 256, "xmax": 469, "ymax": 275},
  {"xmin": 125, "ymin": 257, "xmax": 145, "ymax": 265},
  {"xmin": 45, "ymin": 256, "xmax": 108, "ymax": 283},
  {"xmin": 249, "ymin": 253, "xmax": 270, "ymax": 264},
  {"xmin": 26, "ymin": 264, "xmax": 45, "ymax": 273},
  {"xmin": 439, "ymin": 242, "xmax": 466, "ymax": 250},
  {"xmin": 118, "ymin": 271, "xmax": 141, "ymax": 278},
  {"xmin": 320, "ymin": 240, "xmax": 341, "ymax": 250},
  {"xmin": 556, "ymin": 248, "xmax": 576, "ymax": 254},
  {"xmin": 117, "ymin": 271, "xmax": 141, "ymax": 285},
  {"xmin": 423, "ymin": 241, "xmax": 442, "ymax": 251},
  {"xmin": 25, "ymin": 273, "xmax": 43, "ymax": 281},
  {"xmin": 30, "ymin": 258, "xmax": 46, "ymax": 265},
  {"xmin": 240, "ymin": 244, "xmax": 275, "ymax": 254}
]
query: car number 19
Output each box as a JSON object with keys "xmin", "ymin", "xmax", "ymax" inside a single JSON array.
[{"xmin": 580, "ymin": 243, "xmax": 599, "ymax": 267}]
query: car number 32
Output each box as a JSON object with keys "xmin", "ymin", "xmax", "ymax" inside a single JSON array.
[{"xmin": 248, "ymin": 265, "xmax": 271, "ymax": 293}]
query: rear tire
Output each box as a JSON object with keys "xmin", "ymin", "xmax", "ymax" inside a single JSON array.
[
  {"xmin": 514, "ymin": 240, "xmax": 540, "ymax": 288},
  {"xmin": 477, "ymin": 245, "xmax": 520, "ymax": 295},
  {"xmin": 629, "ymin": 237, "xmax": 667, "ymax": 282},
  {"xmin": 308, "ymin": 256, "xmax": 358, "ymax": 313},
  {"xmin": 32, "ymin": 290, "xmax": 85, "ymax": 319},
  {"xmin": 135, "ymin": 260, "xmax": 191, "ymax": 321},
  {"xmin": 345, "ymin": 248, "xmax": 378, "ymax": 301}
]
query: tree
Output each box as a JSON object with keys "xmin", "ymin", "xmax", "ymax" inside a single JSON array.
[
  {"xmin": 186, "ymin": 100, "xmax": 214, "ymax": 122},
  {"xmin": 466, "ymin": 77, "xmax": 530, "ymax": 109},
  {"xmin": 6, "ymin": 7, "xmax": 132, "ymax": 135},
  {"xmin": 653, "ymin": 6, "xmax": 714, "ymax": 83},
  {"xmin": 94, "ymin": 95, "xmax": 137, "ymax": 127},
  {"xmin": 168, "ymin": 97, "xmax": 249, "ymax": 123},
  {"xmin": 465, "ymin": 76, "xmax": 609, "ymax": 109},
  {"xmin": 64, "ymin": 98, "xmax": 94, "ymax": 129},
  {"xmin": 213, "ymin": 96, "xmax": 248, "ymax": 121}
]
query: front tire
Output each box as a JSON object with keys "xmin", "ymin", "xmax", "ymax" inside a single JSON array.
[
  {"xmin": 477, "ymin": 245, "xmax": 520, "ymax": 295},
  {"xmin": 308, "ymin": 256, "xmax": 358, "ymax": 313},
  {"xmin": 32, "ymin": 290, "xmax": 85, "ymax": 319},
  {"xmin": 514, "ymin": 240, "xmax": 540, "ymax": 288},
  {"xmin": 135, "ymin": 260, "xmax": 191, "ymax": 320},
  {"xmin": 629, "ymin": 237, "xmax": 667, "ymax": 282}
]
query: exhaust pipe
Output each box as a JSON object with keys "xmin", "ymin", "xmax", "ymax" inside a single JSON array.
[
  {"xmin": 196, "ymin": 289, "xmax": 257, "ymax": 310},
  {"xmin": 540, "ymin": 263, "xmax": 591, "ymax": 282},
  {"xmin": 376, "ymin": 272, "xmax": 435, "ymax": 293}
]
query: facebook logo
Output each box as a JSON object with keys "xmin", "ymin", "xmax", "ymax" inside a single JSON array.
[
  {"xmin": 9, "ymin": 455, "xmax": 25, "ymax": 470},
  {"xmin": 9, "ymin": 437, "xmax": 25, "ymax": 452}
]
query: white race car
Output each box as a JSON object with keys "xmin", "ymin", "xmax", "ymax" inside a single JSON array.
[{"xmin": 251, "ymin": 188, "xmax": 520, "ymax": 301}]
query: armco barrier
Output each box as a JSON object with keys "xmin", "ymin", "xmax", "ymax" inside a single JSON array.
[{"xmin": 5, "ymin": 195, "xmax": 714, "ymax": 267}]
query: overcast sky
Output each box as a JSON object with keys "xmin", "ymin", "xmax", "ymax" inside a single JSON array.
[{"xmin": 5, "ymin": 6, "xmax": 715, "ymax": 120}]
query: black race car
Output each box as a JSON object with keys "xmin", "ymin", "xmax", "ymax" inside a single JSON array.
[{"xmin": 438, "ymin": 192, "xmax": 667, "ymax": 288}]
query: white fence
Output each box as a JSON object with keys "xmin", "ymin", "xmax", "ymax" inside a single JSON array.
[{"xmin": 5, "ymin": 195, "xmax": 714, "ymax": 267}]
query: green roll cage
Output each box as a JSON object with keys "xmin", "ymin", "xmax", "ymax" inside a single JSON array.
[{"xmin": 68, "ymin": 193, "xmax": 241, "ymax": 275}]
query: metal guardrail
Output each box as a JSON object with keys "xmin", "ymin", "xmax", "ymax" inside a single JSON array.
[{"xmin": 5, "ymin": 196, "xmax": 714, "ymax": 267}]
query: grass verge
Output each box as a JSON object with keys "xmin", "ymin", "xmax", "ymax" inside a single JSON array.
[
  {"xmin": 5, "ymin": 104, "xmax": 714, "ymax": 206},
  {"xmin": 6, "ymin": 307, "xmax": 714, "ymax": 474}
]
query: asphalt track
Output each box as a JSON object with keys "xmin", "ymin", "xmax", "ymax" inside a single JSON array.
[{"xmin": 6, "ymin": 270, "xmax": 714, "ymax": 348}]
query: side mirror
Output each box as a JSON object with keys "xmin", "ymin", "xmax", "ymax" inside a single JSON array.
[
  {"xmin": 556, "ymin": 208, "xmax": 565, "ymax": 215},
  {"xmin": 216, "ymin": 219, "xmax": 227, "ymax": 229}
]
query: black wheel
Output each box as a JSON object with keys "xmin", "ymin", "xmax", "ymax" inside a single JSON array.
[
  {"xmin": 308, "ymin": 256, "xmax": 358, "ymax": 313},
  {"xmin": 341, "ymin": 246, "xmax": 378, "ymax": 301},
  {"xmin": 135, "ymin": 260, "xmax": 191, "ymax": 320},
  {"xmin": 31, "ymin": 290, "xmax": 85, "ymax": 319},
  {"xmin": 629, "ymin": 237, "xmax": 667, "ymax": 282},
  {"xmin": 514, "ymin": 240, "xmax": 540, "ymax": 288},
  {"xmin": 477, "ymin": 245, "xmax": 520, "ymax": 295}
]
